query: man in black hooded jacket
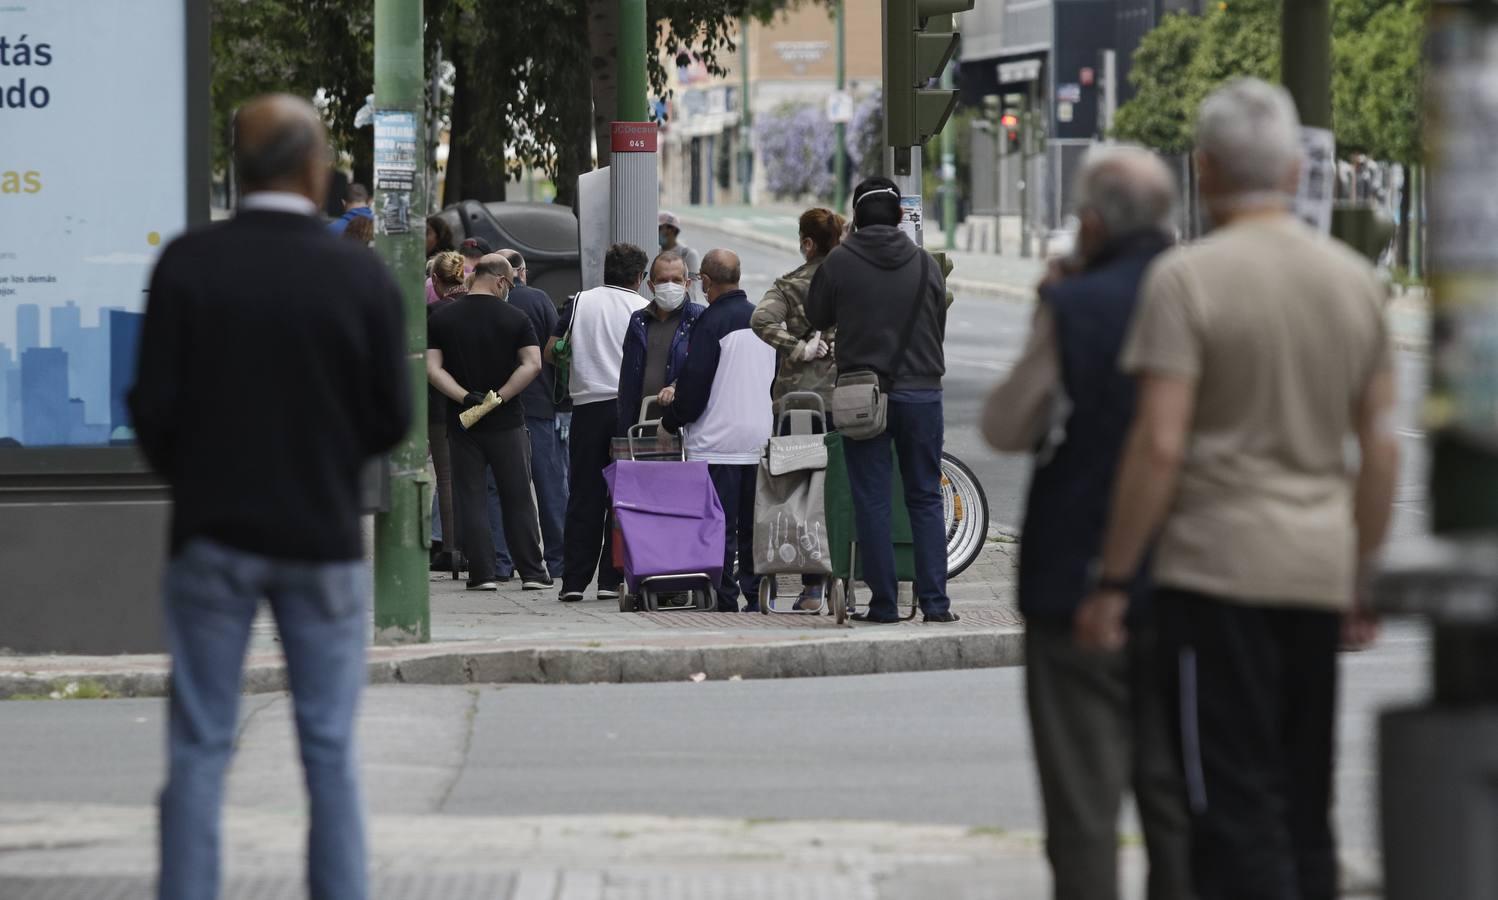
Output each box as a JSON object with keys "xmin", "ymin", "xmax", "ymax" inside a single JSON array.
[{"xmin": 806, "ymin": 176, "xmax": 954, "ymax": 624}]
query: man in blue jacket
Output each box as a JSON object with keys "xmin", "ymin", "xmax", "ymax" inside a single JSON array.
[
  {"xmin": 983, "ymin": 145, "xmax": 1189, "ymax": 900},
  {"xmin": 618, "ymin": 250, "xmax": 702, "ymax": 433},
  {"xmin": 326, "ymin": 183, "xmax": 373, "ymax": 235},
  {"xmin": 661, "ymin": 249, "xmax": 777, "ymax": 611}
]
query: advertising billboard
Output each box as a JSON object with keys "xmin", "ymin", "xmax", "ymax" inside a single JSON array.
[{"xmin": 0, "ymin": 0, "xmax": 197, "ymax": 449}]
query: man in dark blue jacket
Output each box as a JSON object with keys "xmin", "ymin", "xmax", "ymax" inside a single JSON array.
[
  {"xmin": 662, "ymin": 250, "xmax": 777, "ymax": 611},
  {"xmin": 618, "ymin": 251, "xmax": 701, "ymax": 433},
  {"xmin": 326, "ymin": 182, "xmax": 373, "ymax": 234},
  {"xmin": 500, "ymin": 249, "xmax": 566, "ymax": 579},
  {"xmin": 983, "ymin": 145, "xmax": 1189, "ymax": 900}
]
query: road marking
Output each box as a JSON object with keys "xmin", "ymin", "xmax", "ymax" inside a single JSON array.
[{"xmin": 946, "ymin": 354, "xmax": 1014, "ymax": 374}]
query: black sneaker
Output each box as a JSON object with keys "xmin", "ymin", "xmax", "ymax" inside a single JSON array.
[
  {"xmin": 522, "ymin": 576, "xmax": 554, "ymax": 591},
  {"xmin": 597, "ymin": 586, "xmax": 621, "ymax": 601},
  {"xmin": 850, "ymin": 611, "xmax": 901, "ymax": 624},
  {"xmin": 559, "ymin": 590, "xmax": 585, "ymax": 603},
  {"xmin": 466, "ymin": 581, "xmax": 500, "ymax": 592},
  {"xmin": 923, "ymin": 612, "xmax": 961, "ymax": 624}
]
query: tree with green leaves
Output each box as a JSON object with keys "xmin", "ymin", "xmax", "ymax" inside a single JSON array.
[
  {"xmin": 1115, "ymin": 0, "xmax": 1422, "ymax": 165},
  {"xmin": 210, "ymin": 0, "xmax": 819, "ymax": 209}
]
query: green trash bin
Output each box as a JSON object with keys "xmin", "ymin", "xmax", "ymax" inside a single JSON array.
[{"xmin": 824, "ymin": 432, "xmax": 918, "ymax": 620}]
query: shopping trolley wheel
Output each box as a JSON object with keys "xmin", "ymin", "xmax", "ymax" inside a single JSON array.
[
  {"xmin": 696, "ymin": 588, "xmax": 715, "ymax": 611},
  {"xmin": 758, "ymin": 579, "xmax": 773, "ymax": 614},
  {"xmin": 830, "ymin": 579, "xmax": 848, "ymax": 625},
  {"xmin": 618, "ymin": 592, "xmax": 635, "ymax": 613}
]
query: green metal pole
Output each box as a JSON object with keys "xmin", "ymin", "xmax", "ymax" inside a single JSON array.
[
  {"xmin": 1280, "ymin": 0, "xmax": 1332, "ymax": 131},
  {"xmin": 619, "ymin": 0, "xmax": 649, "ymax": 122},
  {"xmin": 741, "ymin": 20, "xmax": 754, "ymax": 206},
  {"xmin": 940, "ymin": 61, "xmax": 956, "ymax": 250},
  {"xmin": 372, "ymin": 0, "xmax": 430, "ymax": 643},
  {"xmin": 833, "ymin": 0, "xmax": 847, "ymax": 213}
]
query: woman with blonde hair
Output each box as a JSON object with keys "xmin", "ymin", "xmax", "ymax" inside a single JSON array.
[
  {"xmin": 428, "ymin": 250, "xmax": 468, "ymax": 571},
  {"xmin": 750, "ymin": 207, "xmax": 846, "ymax": 608}
]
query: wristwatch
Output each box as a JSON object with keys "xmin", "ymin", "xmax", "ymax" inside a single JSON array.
[{"xmin": 1085, "ymin": 560, "xmax": 1132, "ymax": 594}]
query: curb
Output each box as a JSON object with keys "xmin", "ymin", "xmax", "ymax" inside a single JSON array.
[
  {"xmin": 677, "ymin": 213, "xmax": 1033, "ymax": 303},
  {"xmin": 0, "ymin": 629, "xmax": 1026, "ymax": 700}
]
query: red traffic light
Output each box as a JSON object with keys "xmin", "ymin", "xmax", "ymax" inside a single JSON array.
[{"xmin": 1000, "ymin": 113, "xmax": 1020, "ymax": 129}]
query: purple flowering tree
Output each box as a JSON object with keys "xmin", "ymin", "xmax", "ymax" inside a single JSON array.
[
  {"xmin": 754, "ymin": 103, "xmax": 837, "ymax": 202},
  {"xmin": 847, "ymin": 89, "xmax": 884, "ymax": 182}
]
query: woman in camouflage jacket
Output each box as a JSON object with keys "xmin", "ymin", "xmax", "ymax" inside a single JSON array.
[
  {"xmin": 750, "ymin": 207, "xmax": 846, "ymax": 609},
  {"xmin": 750, "ymin": 207, "xmax": 847, "ymax": 408}
]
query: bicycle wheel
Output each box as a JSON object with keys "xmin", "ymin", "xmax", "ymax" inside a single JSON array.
[{"xmin": 941, "ymin": 452, "xmax": 990, "ymax": 579}]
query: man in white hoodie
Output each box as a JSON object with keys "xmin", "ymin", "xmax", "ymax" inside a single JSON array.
[
  {"xmin": 661, "ymin": 249, "xmax": 778, "ymax": 611},
  {"xmin": 545, "ymin": 243, "xmax": 649, "ymax": 603}
]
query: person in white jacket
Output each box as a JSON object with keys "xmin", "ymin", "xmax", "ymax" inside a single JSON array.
[
  {"xmin": 662, "ymin": 249, "xmax": 777, "ymax": 611},
  {"xmin": 545, "ymin": 243, "xmax": 648, "ymax": 603}
]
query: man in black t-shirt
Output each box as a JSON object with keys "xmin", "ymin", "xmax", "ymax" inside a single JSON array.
[{"xmin": 426, "ymin": 254, "xmax": 550, "ymax": 590}]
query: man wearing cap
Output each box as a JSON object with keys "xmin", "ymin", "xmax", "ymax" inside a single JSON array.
[
  {"xmin": 458, "ymin": 236, "xmax": 492, "ymax": 275},
  {"xmin": 806, "ymin": 176, "xmax": 955, "ymax": 625},
  {"xmin": 658, "ymin": 212, "xmax": 701, "ymax": 294}
]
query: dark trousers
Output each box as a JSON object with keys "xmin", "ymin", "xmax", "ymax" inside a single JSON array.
[
  {"xmin": 1026, "ymin": 623, "xmax": 1192, "ymax": 900},
  {"xmin": 708, "ymin": 463, "xmax": 759, "ymax": 611},
  {"xmin": 449, "ymin": 423, "xmax": 545, "ymax": 585},
  {"xmin": 481, "ymin": 417, "xmax": 568, "ymax": 579},
  {"xmin": 1155, "ymin": 589, "xmax": 1340, "ymax": 900},
  {"xmin": 562, "ymin": 400, "xmax": 621, "ymax": 593},
  {"xmin": 842, "ymin": 399, "xmax": 950, "ymax": 619}
]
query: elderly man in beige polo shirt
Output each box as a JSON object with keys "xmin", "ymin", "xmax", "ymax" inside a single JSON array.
[{"xmin": 1076, "ymin": 78, "xmax": 1400, "ymax": 900}]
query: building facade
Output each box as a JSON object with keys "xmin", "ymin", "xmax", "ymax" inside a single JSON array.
[
  {"xmin": 658, "ymin": 0, "xmax": 884, "ymax": 210},
  {"xmin": 959, "ymin": 0, "xmax": 1203, "ymax": 231}
]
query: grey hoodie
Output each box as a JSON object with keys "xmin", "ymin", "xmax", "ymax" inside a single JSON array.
[{"xmin": 805, "ymin": 224, "xmax": 946, "ymax": 392}]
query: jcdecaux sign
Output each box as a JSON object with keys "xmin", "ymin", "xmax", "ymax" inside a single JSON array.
[{"xmin": 0, "ymin": 1, "xmax": 195, "ymax": 450}]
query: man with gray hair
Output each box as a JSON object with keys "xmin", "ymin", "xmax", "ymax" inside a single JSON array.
[
  {"xmin": 984, "ymin": 143, "xmax": 1191, "ymax": 900},
  {"xmin": 1078, "ymin": 78, "xmax": 1399, "ymax": 899}
]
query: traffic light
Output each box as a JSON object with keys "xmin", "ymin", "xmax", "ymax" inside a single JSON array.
[
  {"xmin": 885, "ymin": 0, "xmax": 975, "ymax": 174},
  {"xmin": 999, "ymin": 112, "xmax": 1020, "ymax": 154}
]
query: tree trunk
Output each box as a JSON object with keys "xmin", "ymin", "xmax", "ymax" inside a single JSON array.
[
  {"xmin": 445, "ymin": 46, "xmax": 470, "ymax": 203},
  {"xmin": 1397, "ymin": 164, "xmax": 1413, "ymax": 272},
  {"xmin": 445, "ymin": 49, "xmax": 508, "ymax": 204},
  {"xmin": 588, "ymin": 0, "xmax": 619, "ymax": 168}
]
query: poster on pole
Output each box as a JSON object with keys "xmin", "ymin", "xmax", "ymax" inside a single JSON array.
[
  {"xmin": 374, "ymin": 110, "xmax": 419, "ymax": 234},
  {"xmin": 1295, "ymin": 126, "xmax": 1336, "ymax": 235},
  {"xmin": 0, "ymin": 1, "xmax": 190, "ymax": 448},
  {"xmin": 899, "ymin": 196, "xmax": 924, "ymax": 247}
]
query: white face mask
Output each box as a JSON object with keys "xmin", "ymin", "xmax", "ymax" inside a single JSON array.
[{"xmin": 653, "ymin": 282, "xmax": 687, "ymax": 312}]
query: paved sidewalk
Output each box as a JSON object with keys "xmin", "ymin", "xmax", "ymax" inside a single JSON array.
[
  {"xmin": 0, "ymin": 542, "xmax": 1024, "ymax": 699},
  {"xmin": 0, "ymin": 803, "xmax": 1103, "ymax": 900}
]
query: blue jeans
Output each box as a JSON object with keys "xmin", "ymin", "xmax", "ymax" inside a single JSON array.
[
  {"xmin": 842, "ymin": 399, "xmax": 950, "ymax": 619},
  {"xmin": 158, "ymin": 539, "xmax": 368, "ymax": 900},
  {"xmin": 527, "ymin": 415, "xmax": 569, "ymax": 578}
]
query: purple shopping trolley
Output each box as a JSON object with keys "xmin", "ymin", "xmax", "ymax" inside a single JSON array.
[{"xmin": 603, "ymin": 458, "xmax": 724, "ymax": 612}]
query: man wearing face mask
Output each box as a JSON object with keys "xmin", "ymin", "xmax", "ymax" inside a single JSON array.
[
  {"xmin": 427, "ymin": 253, "xmax": 551, "ymax": 592},
  {"xmin": 618, "ymin": 251, "xmax": 703, "ymax": 432}
]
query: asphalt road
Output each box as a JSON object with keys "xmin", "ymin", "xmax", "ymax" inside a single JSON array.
[
  {"xmin": 0, "ymin": 625, "xmax": 1428, "ymax": 855},
  {"xmin": 706, "ymin": 222, "xmax": 1431, "ymax": 542}
]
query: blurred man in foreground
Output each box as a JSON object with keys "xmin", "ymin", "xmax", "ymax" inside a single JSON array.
[
  {"xmin": 131, "ymin": 93, "xmax": 410, "ymax": 900},
  {"xmin": 985, "ymin": 145, "xmax": 1190, "ymax": 900},
  {"xmin": 1077, "ymin": 78, "xmax": 1399, "ymax": 900}
]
